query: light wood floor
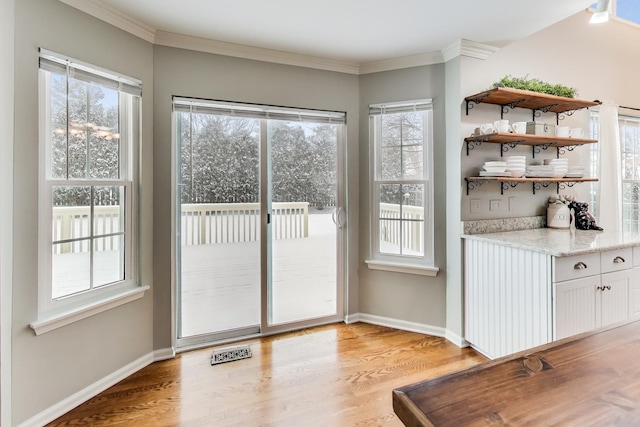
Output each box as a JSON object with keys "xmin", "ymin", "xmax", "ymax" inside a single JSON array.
[{"xmin": 46, "ymin": 323, "xmax": 486, "ymax": 426}]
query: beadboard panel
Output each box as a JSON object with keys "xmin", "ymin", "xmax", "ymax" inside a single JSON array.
[{"xmin": 465, "ymin": 239, "xmax": 552, "ymax": 359}]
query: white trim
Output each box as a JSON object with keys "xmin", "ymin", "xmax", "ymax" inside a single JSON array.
[
  {"xmin": 57, "ymin": 0, "xmax": 156, "ymax": 43},
  {"xmin": 365, "ymin": 259, "xmax": 439, "ymax": 276},
  {"xmin": 349, "ymin": 313, "xmax": 468, "ymax": 348},
  {"xmin": 16, "ymin": 348, "xmax": 174, "ymax": 427},
  {"xmin": 155, "ymin": 31, "xmax": 361, "ymax": 75},
  {"xmin": 442, "ymin": 39, "xmax": 500, "ymax": 63},
  {"xmin": 30, "ymin": 285, "xmax": 149, "ymax": 335},
  {"xmin": 153, "ymin": 347, "xmax": 176, "ymax": 361},
  {"xmin": 56, "ymin": 2, "xmax": 499, "ymax": 74},
  {"xmin": 445, "ymin": 329, "xmax": 469, "ymax": 348},
  {"xmin": 355, "ymin": 313, "xmax": 446, "ymax": 337},
  {"xmin": 359, "ymin": 51, "xmax": 444, "ymax": 75}
]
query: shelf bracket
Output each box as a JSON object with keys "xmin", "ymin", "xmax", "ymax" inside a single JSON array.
[
  {"xmin": 557, "ymin": 145, "xmax": 578, "ymax": 156},
  {"xmin": 558, "ymin": 181, "xmax": 578, "ymax": 193},
  {"xmin": 500, "ymin": 99, "xmax": 526, "ymax": 118},
  {"xmin": 501, "ymin": 142, "xmax": 518, "ymax": 156},
  {"xmin": 466, "ymin": 138, "xmax": 486, "ymax": 155},
  {"xmin": 465, "ymin": 94, "xmax": 491, "ymax": 115},
  {"xmin": 466, "ymin": 179, "xmax": 487, "ymax": 195},
  {"xmin": 533, "ymin": 181, "xmax": 552, "ymax": 195},
  {"xmin": 532, "ymin": 143, "xmax": 553, "ymax": 159},
  {"xmin": 501, "ymin": 181, "xmax": 520, "ymax": 195}
]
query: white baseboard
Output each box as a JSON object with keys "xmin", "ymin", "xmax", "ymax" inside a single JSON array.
[
  {"xmin": 347, "ymin": 312, "xmax": 468, "ymax": 348},
  {"xmin": 153, "ymin": 346, "xmax": 176, "ymax": 361},
  {"xmin": 18, "ymin": 347, "xmax": 175, "ymax": 427}
]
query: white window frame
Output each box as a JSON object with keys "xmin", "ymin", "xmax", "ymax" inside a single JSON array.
[
  {"xmin": 366, "ymin": 99, "xmax": 437, "ymax": 276},
  {"xmin": 32, "ymin": 50, "xmax": 147, "ymax": 335},
  {"xmin": 590, "ymin": 109, "xmax": 640, "ymax": 232}
]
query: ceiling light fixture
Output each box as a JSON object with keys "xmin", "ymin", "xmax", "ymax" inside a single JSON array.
[{"xmin": 590, "ymin": 0, "xmax": 611, "ymax": 23}]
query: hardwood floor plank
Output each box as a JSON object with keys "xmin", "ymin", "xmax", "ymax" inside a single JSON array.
[{"xmin": 47, "ymin": 323, "xmax": 485, "ymax": 426}]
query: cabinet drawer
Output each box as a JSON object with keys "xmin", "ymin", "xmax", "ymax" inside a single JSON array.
[
  {"xmin": 634, "ymin": 246, "xmax": 640, "ymax": 267},
  {"xmin": 601, "ymin": 248, "xmax": 632, "ymax": 273},
  {"xmin": 553, "ymin": 253, "xmax": 601, "ymax": 282}
]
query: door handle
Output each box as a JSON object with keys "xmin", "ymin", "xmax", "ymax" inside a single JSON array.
[
  {"xmin": 332, "ymin": 207, "xmax": 345, "ymax": 229},
  {"xmin": 613, "ymin": 256, "xmax": 625, "ymax": 264}
]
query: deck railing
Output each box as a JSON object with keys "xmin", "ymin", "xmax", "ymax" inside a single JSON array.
[
  {"xmin": 52, "ymin": 205, "xmax": 121, "ymax": 254},
  {"xmin": 380, "ymin": 203, "xmax": 424, "ymax": 253},
  {"xmin": 53, "ymin": 202, "xmax": 310, "ymax": 253},
  {"xmin": 181, "ymin": 202, "xmax": 309, "ymax": 245}
]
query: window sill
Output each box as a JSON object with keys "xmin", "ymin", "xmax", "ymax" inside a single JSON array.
[
  {"xmin": 365, "ymin": 260, "xmax": 439, "ymax": 277},
  {"xmin": 30, "ymin": 285, "xmax": 150, "ymax": 336}
]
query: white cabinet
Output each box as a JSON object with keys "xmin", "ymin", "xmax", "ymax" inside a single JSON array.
[
  {"xmin": 553, "ymin": 248, "xmax": 633, "ymax": 340},
  {"xmin": 553, "ymin": 269, "xmax": 632, "ymax": 340},
  {"xmin": 465, "ymin": 240, "xmax": 639, "ymax": 359}
]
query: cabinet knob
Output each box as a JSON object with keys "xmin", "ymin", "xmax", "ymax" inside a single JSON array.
[
  {"xmin": 613, "ymin": 256, "xmax": 626, "ymax": 264},
  {"xmin": 574, "ymin": 262, "xmax": 588, "ymax": 270}
]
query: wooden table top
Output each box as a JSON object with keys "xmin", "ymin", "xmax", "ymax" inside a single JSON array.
[{"xmin": 393, "ymin": 319, "xmax": 640, "ymax": 426}]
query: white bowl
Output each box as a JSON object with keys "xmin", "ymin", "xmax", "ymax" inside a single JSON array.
[
  {"xmin": 483, "ymin": 165, "xmax": 507, "ymax": 173},
  {"xmin": 510, "ymin": 170, "xmax": 526, "ymax": 178}
]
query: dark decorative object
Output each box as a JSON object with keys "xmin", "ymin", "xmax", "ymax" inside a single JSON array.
[{"xmin": 569, "ymin": 201, "xmax": 603, "ymax": 231}]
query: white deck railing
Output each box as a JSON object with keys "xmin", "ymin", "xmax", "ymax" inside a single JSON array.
[
  {"xmin": 380, "ymin": 203, "xmax": 424, "ymax": 253},
  {"xmin": 180, "ymin": 202, "xmax": 309, "ymax": 245},
  {"xmin": 52, "ymin": 205, "xmax": 121, "ymax": 253}
]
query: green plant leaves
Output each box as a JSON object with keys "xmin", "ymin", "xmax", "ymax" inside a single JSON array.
[{"xmin": 493, "ymin": 75, "xmax": 578, "ymax": 98}]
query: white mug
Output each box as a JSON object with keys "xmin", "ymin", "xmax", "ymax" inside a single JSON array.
[
  {"xmin": 511, "ymin": 121, "xmax": 527, "ymax": 134},
  {"xmin": 556, "ymin": 126, "xmax": 571, "ymax": 138},
  {"xmin": 480, "ymin": 123, "xmax": 495, "ymax": 134},
  {"xmin": 494, "ymin": 119, "xmax": 510, "ymax": 133},
  {"xmin": 570, "ymin": 128, "xmax": 584, "ymax": 138}
]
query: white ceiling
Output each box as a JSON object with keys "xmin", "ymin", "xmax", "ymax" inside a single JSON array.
[{"xmin": 64, "ymin": 0, "xmax": 594, "ymax": 65}]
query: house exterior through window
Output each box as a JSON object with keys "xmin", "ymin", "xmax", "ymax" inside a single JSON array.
[
  {"xmin": 36, "ymin": 49, "xmax": 143, "ymax": 326},
  {"xmin": 367, "ymin": 99, "xmax": 436, "ymax": 275}
]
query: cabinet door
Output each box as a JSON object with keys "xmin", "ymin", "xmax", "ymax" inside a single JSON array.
[
  {"xmin": 554, "ymin": 276, "xmax": 599, "ymax": 340},
  {"xmin": 632, "ymin": 267, "xmax": 640, "ymax": 318},
  {"xmin": 599, "ymin": 270, "xmax": 632, "ymax": 327}
]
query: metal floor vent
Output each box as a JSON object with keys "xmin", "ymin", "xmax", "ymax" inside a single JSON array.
[{"xmin": 211, "ymin": 344, "xmax": 252, "ymax": 365}]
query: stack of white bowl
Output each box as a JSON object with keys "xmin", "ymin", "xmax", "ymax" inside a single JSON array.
[
  {"xmin": 479, "ymin": 160, "xmax": 509, "ymax": 176},
  {"xmin": 565, "ymin": 165, "xmax": 586, "ymax": 178},
  {"xmin": 526, "ymin": 158, "xmax": 568, "ymax": 178},
  {"xmin": 544, "ymin": 158, "xmax": 569, "ymax": 177},
  {"xmin": 506, "ymin": 156, "xmax": 526, "ymax": 178}
]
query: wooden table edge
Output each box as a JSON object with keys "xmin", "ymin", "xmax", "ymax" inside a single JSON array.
[{"xmin": 392, "ymin": 389, "xmax": 435, "ymax": 427}]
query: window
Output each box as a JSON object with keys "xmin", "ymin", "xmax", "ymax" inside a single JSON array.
[
  {"xmin": 590, "ymin": 0, "xmax": 640, "ymax": 25},
  {"xmin": 367, "ymin": 100, "xmax": 436, "ymax": 275},
  {"xmin": 590, "ymin": 111, "xmax": 640, "ymax": 231},
  {"xmin": 36, "ymin": 49, "xmax": 143, "ymax": 326}
]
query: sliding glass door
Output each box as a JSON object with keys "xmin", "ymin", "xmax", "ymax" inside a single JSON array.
[{"xmin": 174, "ymin": 99, "xmax": 345, "ymax": 346}]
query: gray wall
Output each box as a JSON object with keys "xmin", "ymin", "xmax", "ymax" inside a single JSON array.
[
  {"xmin": 1, "ymin": 0, "xmax": 15, "ymax": 424},
  {"xmin": 12, "ymin": 1, "xmax": 154, "ymax": 424},
  {"xmin": 152, "ymin": 46, "xmax": 361, "ymax": 349},
  {"xmin": 358, "ymin": 65, "xmax": 448, "ymax": 328}
]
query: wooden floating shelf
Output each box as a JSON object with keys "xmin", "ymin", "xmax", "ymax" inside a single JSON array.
[
  {"xmin": 465, "ymin": 87, "xmax": 600, "ymax": 114},
  {"xmin": 464, "ymin": 132, "xmax": 597, "ymax": 147},
  {"xmin": 465, "ymin": 177, "xmax": 598, "ymax": 195}
]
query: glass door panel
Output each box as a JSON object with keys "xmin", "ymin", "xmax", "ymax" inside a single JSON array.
[
  {"xmin": 178, "ymin": 113, "xmax": 261, "ymax": 339},
  {"xmin": 268, "ymin": 121, "xmax": 338, "ymax": 325}
]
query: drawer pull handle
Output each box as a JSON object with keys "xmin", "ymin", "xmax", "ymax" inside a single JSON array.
[
  {"xmin": 597, "ymin": 285, "xmax": 612, "ymax": 291},
  {"xmin": 574, "ymin": 262, "xmax": 588, "ymax": 270},
  {"xmin": 613, "ymin": 256, "xmax": 626, "ymax": 264}
]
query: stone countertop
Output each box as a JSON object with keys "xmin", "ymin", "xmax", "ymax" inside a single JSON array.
[{"xmin": 462, "ymin": 228, "xmax": 640, "ymax": 257}]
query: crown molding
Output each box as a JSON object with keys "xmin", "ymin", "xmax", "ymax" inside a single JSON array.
[
  {"xmin": 359, "ymin": 51, "xmax": 445, "ymax": 75},
  {"xmin": 58, "ymin": 0, "xmax": 156, "ymax": 43},
  {"xmin": 154, "ymin": 31, "xmax": 361, "ymax": 74},
  {"xmin": 57, "ymin": 1, "xmax": 498, "ymax": 74},
  {"xmin": 442, "ymin": 39, "xmax": 500, "ymax": 62}
]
